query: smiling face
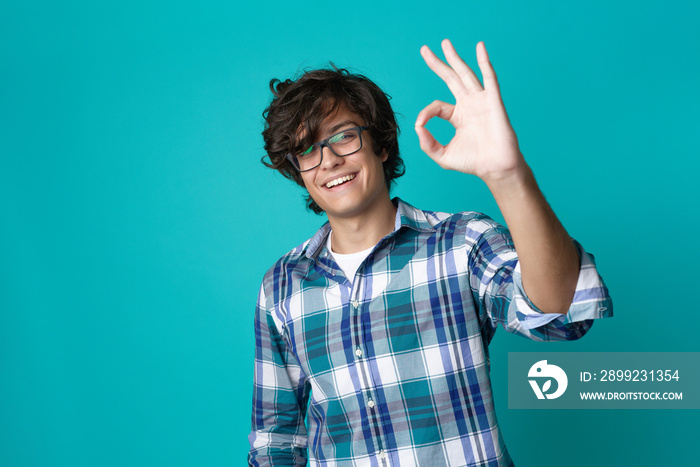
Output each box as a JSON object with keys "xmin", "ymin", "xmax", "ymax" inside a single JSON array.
[{"xmin": 298, "ymin": 106, "xmax": 391, "ymax": 223}]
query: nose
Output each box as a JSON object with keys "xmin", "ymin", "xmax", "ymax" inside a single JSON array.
[{"xmin": 318, "ymin": 145, "xmax": 344, "ymax": 170}]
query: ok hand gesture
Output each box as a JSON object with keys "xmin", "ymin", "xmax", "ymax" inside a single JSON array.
[{"xmin": 416, "ymin": 40, "xmax": 526, "ymax": 184}]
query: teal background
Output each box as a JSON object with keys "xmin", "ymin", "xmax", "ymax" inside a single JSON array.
[{"xmin": 2, "ymin": 0, "xmax": 698, "ymax": 465}]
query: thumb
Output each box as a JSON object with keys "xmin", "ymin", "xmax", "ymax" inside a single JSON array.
[{"xmin": 415, "ymin": 125, "xmax": 446, "ymax": 163}]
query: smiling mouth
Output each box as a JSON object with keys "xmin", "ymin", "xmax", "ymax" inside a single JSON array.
[{"xmin": 325, "ymin": 173, "xmax": 356, "ymax": 188}]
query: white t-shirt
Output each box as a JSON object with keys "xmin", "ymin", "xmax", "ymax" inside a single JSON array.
[{"xmin": 326, "ymin": 232, "xmax": 374, "ymax": 284}]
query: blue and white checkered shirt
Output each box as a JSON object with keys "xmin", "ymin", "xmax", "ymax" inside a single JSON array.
[{"xmin": 249, "ymin": 198, "xmax": 612, "ymax": 466}]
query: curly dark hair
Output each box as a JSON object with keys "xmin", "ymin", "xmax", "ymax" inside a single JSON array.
[{"xmin": 261, "ymin": 65, "xmax": 404, "ymax": 214}]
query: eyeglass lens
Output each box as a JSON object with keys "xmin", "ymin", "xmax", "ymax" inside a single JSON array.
[{"xmin": 294, "ymin": 128, "xmax": 362, "ymax": 171}]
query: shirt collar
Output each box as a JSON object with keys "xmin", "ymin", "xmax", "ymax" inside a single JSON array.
[
  {"xmin": 394, "ymin": 197, "xmax": 436, "ymax": 233},
  {"xmin": 304, "ymin": 197, "xmax": 436, "ymax": 260}
]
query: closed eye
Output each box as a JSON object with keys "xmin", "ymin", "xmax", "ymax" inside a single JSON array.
[{"xmin": 329, "ymin": 131, "xmax": 357, "ymax": 145}]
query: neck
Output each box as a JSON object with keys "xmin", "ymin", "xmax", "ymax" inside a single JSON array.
[{"xmin": 327, "ymin": 196, "xmax": 397, "ymax": 254}]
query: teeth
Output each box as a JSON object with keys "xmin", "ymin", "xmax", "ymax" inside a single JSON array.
[{"xmin": 326, "ymin": 174, "xmax": 356, "ymax": 188}]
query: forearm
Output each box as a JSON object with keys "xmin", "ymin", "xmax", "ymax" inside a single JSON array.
[
  {"xmin": 251, "ymin": 291, "xmax": 310, "ymax": 465},
  {"xmin": 484, "ymin": 161, "xmax": 579, "ymax": 314},
  {"xmin": 248, "ymin": 429, "xmax": 308, "ymax": 466}
]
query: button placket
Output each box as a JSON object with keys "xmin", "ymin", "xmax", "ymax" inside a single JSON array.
[
  {"xmin": 350, "ymin": 277, "xmax": 386, "ymax": 459},
  {"xmin": 351, "ymin": 300, "xmax": 363, "ymax": 360}
]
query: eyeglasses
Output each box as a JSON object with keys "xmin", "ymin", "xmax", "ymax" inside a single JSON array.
[{"xmin": 286, "ymin": 126, "xmax": 370, "ymax": 172}]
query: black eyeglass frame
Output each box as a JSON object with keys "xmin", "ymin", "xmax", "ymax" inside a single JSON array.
[{"xmin": 286, "ymin": 126, "xmax": 370, "ymax": 172}]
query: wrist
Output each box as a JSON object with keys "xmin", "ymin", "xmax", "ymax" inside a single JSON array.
[{"xmin": 482, "ymin": 159, "xmax": 535, "ymax": 198}]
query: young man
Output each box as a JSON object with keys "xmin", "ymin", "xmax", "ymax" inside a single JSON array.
[{"xmin": 249, "ymin": 40, "xmax": 612, "ymax": 466}]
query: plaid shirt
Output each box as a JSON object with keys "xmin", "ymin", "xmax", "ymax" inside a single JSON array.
[{"xmin": 249, "ymin": 198, "xmax": 612, "ymax": 466}]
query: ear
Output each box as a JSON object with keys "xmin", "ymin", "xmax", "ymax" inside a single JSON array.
[{"xmin": 380, "ymin": 149, "xmax": 389, "ymax": 163}]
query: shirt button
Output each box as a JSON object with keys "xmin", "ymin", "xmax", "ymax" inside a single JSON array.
[
  {"xmin": 351, "ymin": 300, "xmax": 360, "ymax": 308},
  {"xmin": 379, "ymin": 450, "xmax": 386, "ymax": 459},
  {"xmin": 355, "ymin": 347, "xmax": 363, "ymax": 357},
  {"xmin": 367, "ymin": 399, "xmax": 375, "ymax": 408}
]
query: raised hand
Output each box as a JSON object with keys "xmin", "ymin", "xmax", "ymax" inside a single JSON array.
[{"xmin": 416, "ymin": 39, "xmax": 525, "ymax": 183}]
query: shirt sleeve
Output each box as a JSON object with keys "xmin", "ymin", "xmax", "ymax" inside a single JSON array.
[
  {"xmin": 248, "ymin": 284, "xmax": 310, "ymax": 466},
  {"xmin": 467, "ymin": 217, "xmax": 613, "ymax": 342}
]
